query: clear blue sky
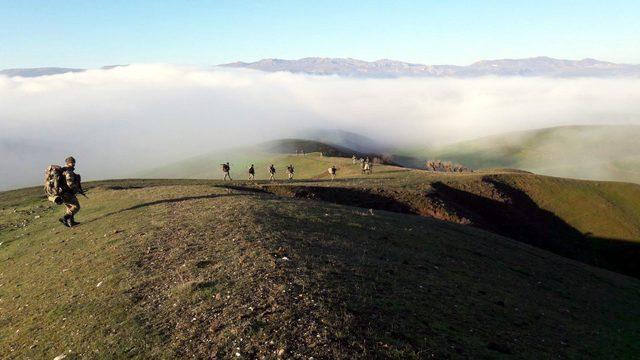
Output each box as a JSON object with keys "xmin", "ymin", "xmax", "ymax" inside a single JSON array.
[{"xmin": 1, "ymin": 0, "xmax": 639, "ymax": 68}]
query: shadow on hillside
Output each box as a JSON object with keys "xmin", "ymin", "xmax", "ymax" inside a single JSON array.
[
  {"xmin": 253, "ymin": 179, "xmax": 640, "ymax": 278},
  {"xmin": 85, "ymin": 193, "xmax": 249, "ymax": 224},
  {"xmin": 430, "ymin": 180, "xmax": 591, "ymax": 261},
  {"xmin": 430, "ymin": 179, "xmax": 640, "ymax": 278},
  {"xmin": 261, "ymin": 185, "xmax": 414, "ymax": 214},
  {"xmin": 266, "ymin": 177, "xmax": 397, "ymax": 183}
]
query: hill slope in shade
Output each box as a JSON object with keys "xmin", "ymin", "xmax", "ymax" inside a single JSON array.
[
  {"xmin": 140, "ymin": 153, "xmax": 640, "ymax": 278},
  {"xmin": 2, "ymin": 175, "xmax": 639, "ymax": 358},
  {"xmin": 398, "ymin": 125, "xmax": 640, "ymax": 183}
]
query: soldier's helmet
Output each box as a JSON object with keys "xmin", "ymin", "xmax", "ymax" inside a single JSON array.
[{"xmin": 65, "ymin": 156, "xmax": 76, "ymax": 165}]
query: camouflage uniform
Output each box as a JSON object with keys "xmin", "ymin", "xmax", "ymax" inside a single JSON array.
[
  {"xmin": 287, "ymin": 165, "xmax": 294, "ymax": 180},
  {"xmin": 61, "ymin": 166, "xmax": 81, "ymax": 216},
  {"xmin": 269, "ymin": 165, "xmax": 276, "ymax": 181},
  {"xmin": 329, "ymin": 166, "xmax": 337, "ymax": 180},
  {"xmin": 222, "ymin": 163, "xmax": 232, "ymax": 181}
]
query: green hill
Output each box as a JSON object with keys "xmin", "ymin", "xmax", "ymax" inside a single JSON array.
[
  {"xmin": 397, "ymin": 125, "xmax": 640, "ymax": 183},
  {"xmin": 140, "ymin": 139, "xmax": 388, "ymax": 180},
  {"xmin": 3, "ymin": 159, "xmax": 640, "ymax": 358}
]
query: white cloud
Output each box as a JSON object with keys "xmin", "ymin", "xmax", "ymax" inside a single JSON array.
[{"xmin": 1, "ymin": 64, "xmax": 639, "ymax": 189}]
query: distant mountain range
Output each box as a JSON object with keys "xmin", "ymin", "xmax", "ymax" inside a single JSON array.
[
  {"xmin": 0, "ymin": 65, "xmax": 126, "ymax": 78},
  {"xmin": 221, "ymin": 56, "xmax": 640, "ymax": 77},
  {"xmin": 3, "ymin": 57, "xmax": 640, "ymax": 78},
  {"xmin": 0, "ymin": 67, "xmax": 85, "ymax": 77}
]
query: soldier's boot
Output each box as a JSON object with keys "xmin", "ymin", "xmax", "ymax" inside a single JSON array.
[
  {"xmin": 68, "ymin": 215, "xmax": 79, "ymax": 227},
  {"xmin": 59, "ymin": 215, "xmax": 71, "ymax": 227}
]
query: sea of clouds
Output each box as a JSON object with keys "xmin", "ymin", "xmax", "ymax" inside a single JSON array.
[{"xmin": 1, "ymin": 64, "xmax": 639, "ymax": 189}]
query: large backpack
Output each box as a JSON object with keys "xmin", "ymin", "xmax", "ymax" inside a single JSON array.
[{"xmin": 44, "ymin": 165, "xmax": 69, "ymax": 203}]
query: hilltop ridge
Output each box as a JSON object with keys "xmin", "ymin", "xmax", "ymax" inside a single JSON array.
[{"xmin": 2, "ymin": 171, "xmax": 640, "ymax": 358}]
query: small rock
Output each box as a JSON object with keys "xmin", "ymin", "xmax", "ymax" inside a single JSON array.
[
  {"xmin": 487, "ymin": 342, "xmax": 512, "ymax": 354},
  {"xmin": 53, "ymin": 354, "xmax": 67, "ymax": 360},
  {"xmin": 281, "ymin": 257, "xmax": 290, "ymax": 261},
  {"xmin": 34, "ymin": 215, "xmax": 40, "ymax": 219},
  {"xmin": 96, "ymin": 281, "xmax": 103, "ymax": 288},
  {"xmin": 277, "ymin": 349, "xmax": 285, "ymax": 357}
]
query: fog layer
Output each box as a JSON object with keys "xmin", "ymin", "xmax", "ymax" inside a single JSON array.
[{"xmin": 1, "ymin": 64, "xmax": 639, "ymax": 189}]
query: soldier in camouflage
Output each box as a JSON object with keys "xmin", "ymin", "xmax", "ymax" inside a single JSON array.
[
  {"xmin": 287, "ymin": 164, "xmax": 295, "ymax": 180},
  {"xmin": 268, "ymin": 164, "xmax": 276, "ymax": 181},
  {"xmin": 221, "ymin": 162, "xmax": 232, "ymax": 180},
  {"xmin": 59, "ymin": 156, "xmax": 84, "ymax": 227}
]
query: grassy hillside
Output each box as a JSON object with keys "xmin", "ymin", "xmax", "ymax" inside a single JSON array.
[
  {"xmin": 4, "ymin": 156, "xmax": 640, "ymax": 358},
  {"xmin": 140, "ymin": 139, "xmax": 389, "ymax": 180},
  {"xmin": 142, "ymin": 151, "xmax": 397, "ymax": 181},
  {"xmin": 398, "ymin": 125, "xmax": 640, "ymax": 183},
  {"xmin": 2, "ymin": 177, "xmax": 640, "ymax": 358}
]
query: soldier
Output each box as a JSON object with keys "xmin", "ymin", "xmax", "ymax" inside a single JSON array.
[
  {"xmin": 328, "ymin": 165, "xmax": 337, "ymax": 181},
  {"xmin": 287, "ymin": 164, "xmax": 295, "ymax": 180},
  {"xmin": 352, "ymin": 155, "xmax": 357, "ymax": 164},
  {"xmin": 59, "ymin": 156, "xmax": 84, "ymax": 227},
  {"xmin": 268, "ymin": 164, "xmax": 276, "ymax": 181},
  {"xmin": 361, "ymin": 158, "xmax": 367, "ymax": 174},
  {"xmin": 248, "ymin": 164, "xmax": 256, "ymax": 180},
  {"xmin": 221, "ymin": 162, "xmax": 232, "ymax": 180}
]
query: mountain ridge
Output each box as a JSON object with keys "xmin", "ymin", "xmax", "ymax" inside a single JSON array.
[
  {"xmin": 3, "ymin": 56, "xmax": 640, "ymax": 78},
  {"xmin": 221, "ymin": 56, "xmax": 640, "ymax": 77}
]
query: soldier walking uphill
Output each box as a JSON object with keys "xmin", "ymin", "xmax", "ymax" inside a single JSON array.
[
  {"xmin": 221, "ymin": 162, "xmax": 232, "ymax": 181},
  {"xmin": 328, "ymin": 165, "xmax": 338, "ymax": 181},
  {"xmin": 287, "ymin": 164, "xmax": 295, "ymax": 180},
  {"xmin": 44, "ymin": 156, "xmax": 86, "ymax": 228},
  {"xmin": 268, "ymin": 164, "xmax": 276, "ymax": 181},
  {"xmin": 248, "ymin": 164, "xmax": 256, "ymax": 180}
]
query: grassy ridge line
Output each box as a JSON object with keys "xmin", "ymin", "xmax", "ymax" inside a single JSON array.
[
  {"xmin": 396, "ymin": 125, "xmax": 640, "ymax": 183},
  {"xmin": 498, "ymin": 174, "xmax": 640, "ymax": 241},
  {"xmin": 1, "ymin": 183, "xmax": 639, "ymax": 358},
  {"xmin": 141, "ymin": 152, "xmax": 404, "ymax": 181}
]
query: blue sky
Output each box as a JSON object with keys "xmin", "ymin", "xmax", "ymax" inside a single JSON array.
[{"xmin": 1, "ymin": 0, "xmax": 639, "ymax": 68}]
